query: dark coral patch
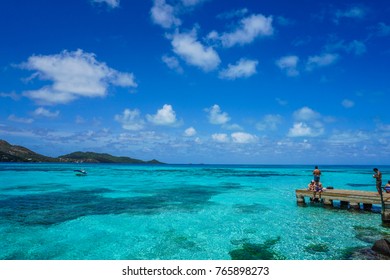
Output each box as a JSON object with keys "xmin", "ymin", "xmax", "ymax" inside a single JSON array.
[
  {"xmin": 0, "ymin": 186, "xmax": 220, "ymax": 226},
  {"xmin": 229, "ymin": 237, "xmax": 284, "ymax": 260},
  {"xmin": 233, "ymin": 203, "xmax": 270, "ymax": 214},
  {"xmin": 304, "ymin": 243, "xmax": 329, "ymax": 254}
]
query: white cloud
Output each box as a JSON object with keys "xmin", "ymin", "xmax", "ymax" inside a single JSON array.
[
  {"xmin": 293, "ymin": 106, "xmax": 320, "ymax": 121},
  {"xmin": 21, "ymin": 49, "xmax": 137, "ymax": 105},
  {"xmin": 376, "ymin": 22, "xmax": 390, "ymax": 37},
  {"xmin": 334, "ymin": 6, "xmax": 366, "ymax": 23},
  {"xmin": 276, "ymin": 16, "xmax": 294, "ymax": 26},
  {"xmin": 219, "ymin": 58, "xmax": 258, "ymax": 80},
  {"xmin": 288, "ymin": 122, "xmax": 323, "ymax": 137},
  {"xmin": 377, "ymin": 122, "xmax": 390, "ymax": 132},
  {"xmin": 8, "ymin": 114, "xmax": 34, "ymax": 124},
  {"xmin": 0, "ymin": 92, "xmax": 20, "ymax": 101},
  {"xmin": 206, "ymin": 104, "xmax": 230, "ymax": 125},
  {"xmin": 342, "ymin": 99, "xmax": 355, "ymax": 108},
  {"xmin": 111, "ymin": 72, "xmax": 137, "ymax": 87},
  {"xmin": 147, "ymin": 104, "xmax": 178, "ymax": 126},
  {"xmin": 327, "ymin": 131, "xmax": 370, "ymax": 145},
  {"xmin": 276, "ymin": 98, "xmax": 288, "ymax": 106},
  {"xmin": 91, "ymin": 0, "xmax": 120, "ymax": 8},
  {"xmin": 347, "ymin": 40, "xmax": 366, "ymax": 55},
  {"xmin": 171, "ymin": 30, "xmax": 221, "ymax": 71},
  {"xmin": 325, "ymin": 39, "xmax": 366, "ymax": 56},
  {"xmin": 212, "ymin": 133, "xmax": 229, "ymax": 143},
  {"xmin": 231, "ymin": 132, "xmax": 258, "ymax": 144},
  {"xmin": 306, "ymin": 53, "xmax": 339, "ymax": 70},
  {"xmin": 211, "ymin": 14, "xmax": 274, "ymax": 48},
  {"xmin": 256, "ymin": 114, "xmax": 283, "ymax": 131},
  {"xmin": 151, "ymin": 0, "xmax": 181, "ymax": 29},
  {"xmin": 162, "ymin": 55, "xmax": 183, "ymax": 73},
  {"xmin": 184, "ymin": 127, "xmax": 197, "ymax": 137},
  {"xmin": 223, "ymin": 123, "xmax": 243, "ymax": 131},
  {"xmin": 217, "ymin": 8, "xmax": 249, "ymax": 19},
  {"xmin": 288, "ymin": 107, "xmax": 324, "ymax": 137},
  {"xmin": 276, "ymin": 55, "xmax": 299, "ymax": 77},
  {"xmin": 33, "ymin": 107, "xmax": 60, "ymax": 118},
  {"xmin": 181, "ymin": 0, "xmax": 205, "ymax": 7},
  {"xmin": 115, "ymin": 108, "xmax": 145, "ymax": 131}
]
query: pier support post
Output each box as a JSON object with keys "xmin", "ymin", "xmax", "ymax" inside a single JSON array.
[
  {"xmin": 382, "ymin": 210, "xmax": 390, "ymax": 225},
  {"xmin": 349, "ymin": 202, "xmax": 360, "ymax": 210},
  {"xmin": 381, "ymin": 204, "xmax": 390, "ymax": 225},
  {"xmin": 323, "ymin": 199, "xmax": 333, "ymax": 208},
  {"xmin": 363, "ymin": 203, "xmax": 372, "ymax": 211},
  {"xmin": 379, "ymin": 187, "xmax": 390, "ymax": 225},
  {"xmin": 340, "ymin": 201, "xmax": 349, "ymax": 209},
  {"xmin": 296, "ymin": 195, "xmax": 305, "ymax": 206}
]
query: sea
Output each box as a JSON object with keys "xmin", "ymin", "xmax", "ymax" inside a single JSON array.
[{"xmin": 0, "ymin": 163, "xmax": 389, "ymax": 260}]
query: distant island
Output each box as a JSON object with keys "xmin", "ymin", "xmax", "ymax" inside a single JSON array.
[{"xmin": 0, "ymin": 139, "xmax": 163, "ymax": 164}]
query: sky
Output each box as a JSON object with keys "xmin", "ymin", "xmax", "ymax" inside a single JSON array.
[{"xmin": 1, "ymin": 0, "xmax": 390, "ymax": 164}]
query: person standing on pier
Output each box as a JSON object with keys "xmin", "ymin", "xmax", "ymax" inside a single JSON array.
[
  {"xmin": 373, "ymin": 168, "xmax": 382, "ymax": 194},
  {"xmin": 313, "ymin": 166, "xmax": 321, "ymax": 183}
]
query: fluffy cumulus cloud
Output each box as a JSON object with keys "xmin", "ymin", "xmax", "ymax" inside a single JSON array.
[
  {"xmin": 146, "ymin": 104, "xmax": 178, "ymax": 126},
  {"xmin": 151, "ymin": 0, "xmax": 181, "ymax": 29},
  {"xmin": 231, "ymin": 132, "xmax": 258, "ymax": 144},
  {"xmin": 293, "ymin": 106, "xmax": 320, "ymax": 121},
  {"xmin": 184, "ymin": 127, "xmax": 197, "ymax": 137},
  {"xmin": 91, "ymin": 0, "xmax": 120, "ymax": 8},
  {"xmin": 212, "ymin": 133, "xmax": 229, "ymax": 143},
  {"xmin": 206, "ymin": 104, "xmax": 230, "ymax": 125},
  {"xmin": 21, "ymin": 49, "xmax": 137, "ymax": 105},
  {"xmin": 171, "ymin": 30, "xmax": 221, "ymax": 71},
  {"xmin": 276, "ymin": 55, "xmax": 299, "ymax": 77},
  {"xmin": 210, "ymin": 14, "xmax": 274, "ymax": 48},
  {"xmin": 288, "ymin": 107, "xmax": 324, "ymax": 137},
  {"xmin": 288, "ymin": 122, "xmax": 315, "ymax": 137},
  {"xmin": 115, "ymin": 108, "xmax": 145, "ymax": 131},
  {"xmin": 256, "ymin": 114, "xmax": 283, "ymax": 131},
  {"xmin": 306, "ymin": 53, "xmax": 339, "ymax": 71},
  {"xmin": 219, "ymin": 58, "xmax": 258, "ymax": 80},
  {"xmin": 33, "ymin": 107, "xmax": 60, "ymax": 118},
  {"xmin": 161, "ymin": 55, "xmax": 183, "ymax": 73}
]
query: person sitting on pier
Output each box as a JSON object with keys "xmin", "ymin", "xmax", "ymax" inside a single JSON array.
[
  {"xmin": 385, "ymin": 180, "xmax": 390, "ymax": 193},
  {"xmin": 307, "ymin": 180, "xmax": 316, "ymax": 191},
  {"xmin": 312, "ymin": 182, "xmax": 323, "ymax": 202}
]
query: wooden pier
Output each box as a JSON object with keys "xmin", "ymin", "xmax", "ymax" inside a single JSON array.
[{"xmin": 295, "ymin": 189, "xmax": 390, "ymax": 224}]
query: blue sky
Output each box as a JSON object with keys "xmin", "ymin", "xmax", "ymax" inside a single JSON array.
[{"xmin": 1, "ymin": 0, "xmax": 390, "ymax": 164}]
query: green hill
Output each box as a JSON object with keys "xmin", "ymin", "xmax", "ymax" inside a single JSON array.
[
  {"xmin": 58, "ymin": 151, "xmax": 162, "ymax": 164},
  {"xmin": 0, "ymin": 140, "xmax": 57, "ymax": 162},
  {"xmin": 0, "ymin": 139, "xmax": 163, "ymax": 164}
]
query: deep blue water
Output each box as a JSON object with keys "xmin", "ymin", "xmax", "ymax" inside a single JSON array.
[{"xmin": 0, "ymin": 163, "xmax": 389, "ymax": 260}]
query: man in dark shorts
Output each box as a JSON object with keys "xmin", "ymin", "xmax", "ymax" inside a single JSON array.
[
  {"xmin": 373, "ymin": 168, "xmax": 382, "ymax": 194},
  {"xmin": 313, "ymin": 166, "xmax": 321, "ymax": 183}
]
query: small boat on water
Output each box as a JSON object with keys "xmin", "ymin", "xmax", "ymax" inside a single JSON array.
[{"xmin": 74, "ymin": 169, "xmax": 87, "ymax": 176}]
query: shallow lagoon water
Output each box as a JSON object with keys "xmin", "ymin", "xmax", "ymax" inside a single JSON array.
[{"xmin": 0, "ymin": 163, "xmax": 389, "ymax": 260}]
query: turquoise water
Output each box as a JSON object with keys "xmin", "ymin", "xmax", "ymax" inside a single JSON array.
[{"xmin": 1, "ymin": 163, "xmax": 389, "ymax": 260}]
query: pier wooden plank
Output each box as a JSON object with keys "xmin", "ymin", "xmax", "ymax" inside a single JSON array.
[
  {"xmin": 296, "ymin": 189, "xmax": 390, "ymax": 205},
  {"xmin": 295, "ymin": 188, "xmax": 390, "ymax": 224}
]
